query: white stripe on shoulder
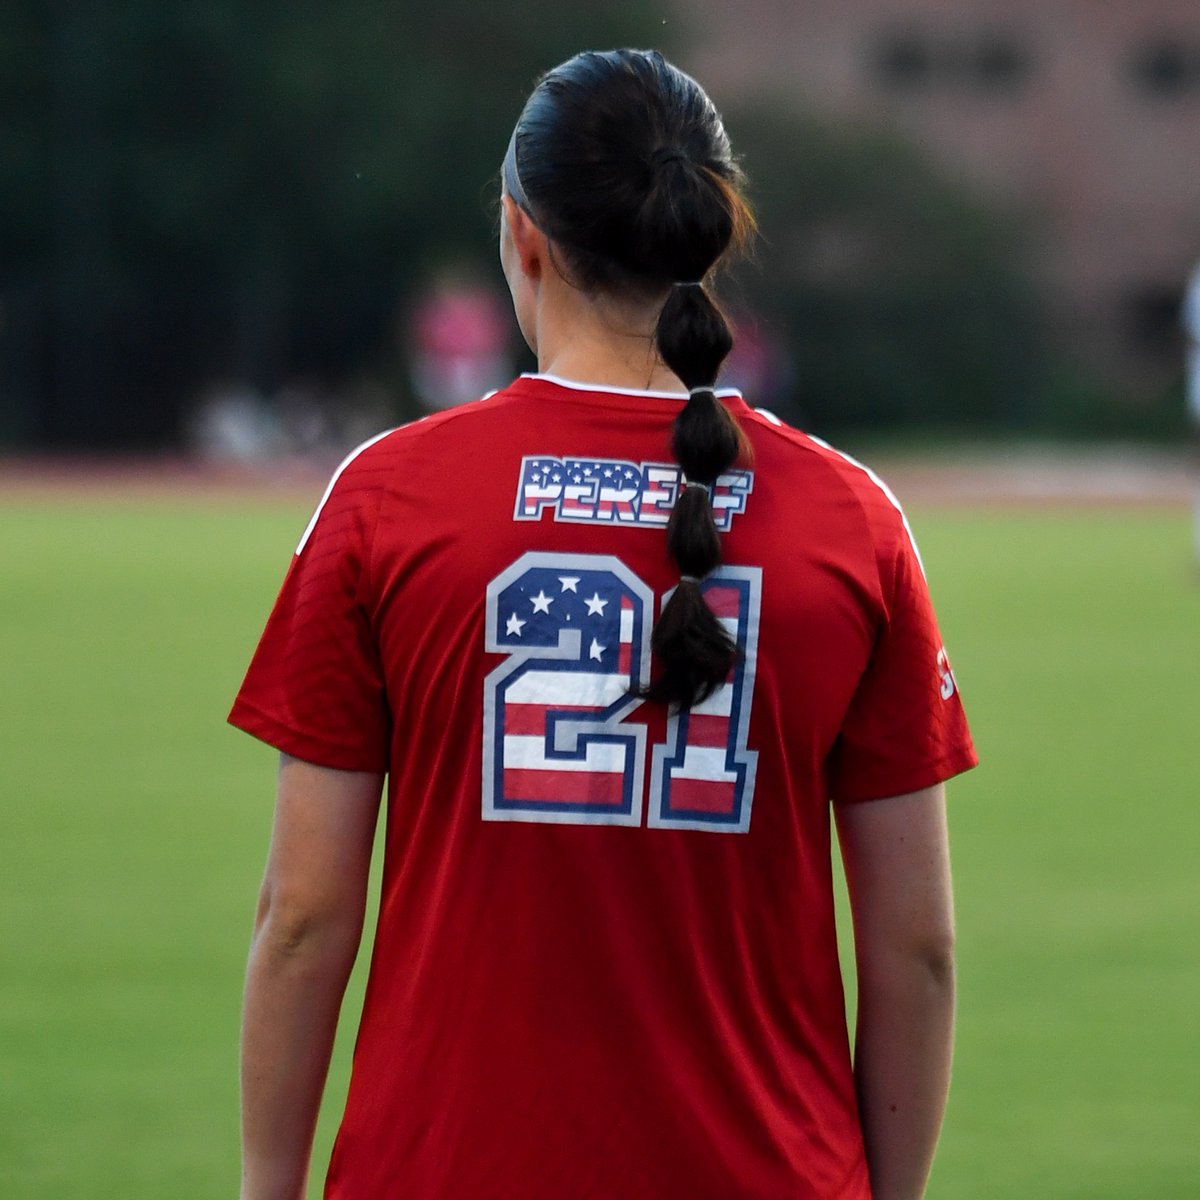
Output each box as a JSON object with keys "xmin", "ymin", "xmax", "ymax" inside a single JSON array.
[
  {"xmin": 805, "ymin": 434, "xmax": 927, "ymax": 579},
  {"xmin": 296, "ymin": 428, "xmax": 397, "ymax": 556},
  {"xmin": 754, "ymin": 407, "xmax": 784, "ymax": 425}
]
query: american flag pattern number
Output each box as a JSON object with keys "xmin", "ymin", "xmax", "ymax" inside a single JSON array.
[
  {"xmin": 483, "ymin": 553, "xmax": 653, "ymax": 826},
  {"xmin": 649, "ymin": 571, "xmax": 761, "ymax": 832},
  {"xmin": 483, "ymin": 553, "xmax": 763, "ymax": 833}
]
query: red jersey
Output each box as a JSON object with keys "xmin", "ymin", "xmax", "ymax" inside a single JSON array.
[{"xmin": 230, "ymin": 374, "xmax": 977, "ymax": 1200}]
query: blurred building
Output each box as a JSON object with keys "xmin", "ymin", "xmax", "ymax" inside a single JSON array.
[{"xmin": 679, "ymin": 0, "xmax": 1200, "ymax": 394}]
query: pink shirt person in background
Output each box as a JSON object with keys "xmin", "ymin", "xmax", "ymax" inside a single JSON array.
[{"xmin": 408, "ymin": 271, "xmax": 513, "ymax": 411}]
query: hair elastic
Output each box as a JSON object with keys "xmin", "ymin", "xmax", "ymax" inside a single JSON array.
[
  {"xmin": 686, "ymin": 385, "xmax": 716, "ymax": 398},
  {"xmin": 679, "ymin": 574, "xmax": 701, "ymax": 584},
  {"xmin": 652, "ymin": 147, "xmax": 689, "ymax": 169},
  {"xmin": 672, "ymin": 280, "xmax": 704, "ymax": 289},
  {"xmin": 682, "ymin": 479, "xmax": 710, "ymax": 492}
]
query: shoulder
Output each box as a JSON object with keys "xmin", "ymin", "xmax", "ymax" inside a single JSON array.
[
  {"xmin": 338, "ymin": 388, "xmax": 516, "ymax": 466},
  {"xmin": 295, "ymin": 388, "xmax": 521, "ymax": 555},
  {"xmin": 295, "ymin": 427, "xmax": 402, "ymax": 555},
  {"xmin": 742, "ymin": 407, "xmax": 921, "ymax": 560}
]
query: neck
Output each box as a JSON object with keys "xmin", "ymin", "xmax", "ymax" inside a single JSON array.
[
  {"xmin": 531, "ymin": 273, "xmax": 683, "ymax": 392},
  {"xmin": 537, "ymin": 343, "xmax": 684, "ymax": 394}
]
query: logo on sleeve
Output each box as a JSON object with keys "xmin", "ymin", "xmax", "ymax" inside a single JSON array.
[
  {"xmin": 936, "ymin": 647, "xmax": 958, "ymax": 700},
  {"xmin": 515, "ymin": 456, "xmax": 753, "ymax": 530}
]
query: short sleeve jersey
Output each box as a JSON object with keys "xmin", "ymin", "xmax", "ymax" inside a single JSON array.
[{"xmin": 230, "ymin": 374, "xmax": 977, "ymax": 1200}]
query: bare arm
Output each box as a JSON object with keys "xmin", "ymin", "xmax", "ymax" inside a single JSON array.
[
  {"xmin": 834, "ymin": 784, "xmax": 956, "ymax": 1200},
  {"xmin": 240, "ymin": 754, "xmax": 383, "ymax": 1200}
]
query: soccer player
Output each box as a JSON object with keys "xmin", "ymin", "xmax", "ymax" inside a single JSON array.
[{"xmin": 231, "ymin": 49, "xmax": 976, "ymax": 1200}]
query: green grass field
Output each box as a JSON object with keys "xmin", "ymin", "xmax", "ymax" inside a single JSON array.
[{"xmin": 2, "ymin": 493, "xmax": 1196, "ymax": 1198}]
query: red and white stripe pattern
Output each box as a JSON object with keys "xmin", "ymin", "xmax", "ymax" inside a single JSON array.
[
  {"xmin": 501, "ymin": 597, "xmax": 636, "ymax": 810},
  {"xmin": 648, "ymin": 568, "xmax": 761, "ymax": 834},
  {"xmin": 656, "ymin": 583, "xmax": 742, "ymax": 816}
]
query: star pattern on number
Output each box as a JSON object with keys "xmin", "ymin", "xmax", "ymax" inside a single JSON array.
[{"xmin": 497, "ymin": 568, "xmax": 629, "ymax": 671}]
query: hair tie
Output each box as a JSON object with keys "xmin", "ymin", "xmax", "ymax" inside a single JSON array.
[
  {"xmin": 686, "ymin": 385, "xmax": 716, "ymax": 398},
  {"xmin": 679, "ymin": 574, "xmax": 701, "ymax": 584},
  {"xmin": 672, "ymin": 280, "xmax": 704, "ymax": 290},
  {"xmin": 651, "ymin": 147, "xmax": 689, "ymax": 169},
  {"xmin": 682, "ymin": 480, "xmax": 710, "ymax": 492}
]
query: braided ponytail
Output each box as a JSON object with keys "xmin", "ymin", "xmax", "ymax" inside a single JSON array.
[
  {"xmin": 635, "ymin": 281, "xmax": 747, "ymax": 708},
  {"xmin": 502, "ymin": 50, "xmax": 755, "ymax": 707}
]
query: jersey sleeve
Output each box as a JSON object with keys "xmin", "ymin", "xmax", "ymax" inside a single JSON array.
[
  {"xmin": 827, "ymin": 511, "xmax": 977, "ymax": 803},
  {"xmin": 228, "ymin": 447, "xmax": 391, "ymax": 772}
]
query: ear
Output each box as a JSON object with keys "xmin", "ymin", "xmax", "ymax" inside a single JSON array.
[{"xmin": 502, "ymin": 194, "xmax": 545, "ymax": 284}]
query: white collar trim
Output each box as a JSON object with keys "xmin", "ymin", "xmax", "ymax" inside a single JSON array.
[{"xmin": 522, "ymin": 372, "xmax": 742, "ymax": 400}]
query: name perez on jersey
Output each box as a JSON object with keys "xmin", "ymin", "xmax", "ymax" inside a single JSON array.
[{"xmin": 515, "ymin": 455, "xmax": 754, "ymax": 530}]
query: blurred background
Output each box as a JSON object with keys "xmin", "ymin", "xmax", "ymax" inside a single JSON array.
[
  {"xmin": 2, "ymin": 5, "xmax": 1198, "ymax": 1199},
  {"xmin": 2, "ymin": 0, "xmax": 1198, "ymax": 460}
]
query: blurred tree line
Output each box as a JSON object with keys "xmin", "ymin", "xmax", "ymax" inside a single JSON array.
[
  {"xmin": 0, "ymin": 4, "xmax": 1176, "ymax": 451},
  {"xmin": 725, "ymin": 108, "xmax": 1037, "ymax": 434},
  {"xmin": 0, "ymin": 1, "xmax": 663, "ymax": 448}
]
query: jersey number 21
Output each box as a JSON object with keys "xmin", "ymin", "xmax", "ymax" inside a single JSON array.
[{"xmin": 483, "ymin": 552, "xmax": 762, "ymax": 833}]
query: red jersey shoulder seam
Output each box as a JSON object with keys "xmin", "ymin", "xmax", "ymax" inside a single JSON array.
[
  {"xmin": 740, "ymin": 411, "xmax": 920, "ymax": 614},
  {"xmin": 294, "ymin": 391, "xmax": 519, "ymax": 557},
  {"xmin": 296, "ymin": 427, "xmax": 401, "ymax": 556}
]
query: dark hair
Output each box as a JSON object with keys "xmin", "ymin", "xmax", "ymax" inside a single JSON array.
[{"xmin": 507, "ymin": 49, "xmax": 755, "ymax": 708}]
